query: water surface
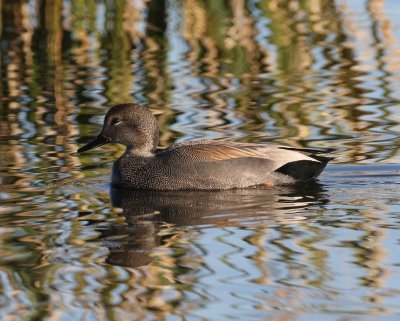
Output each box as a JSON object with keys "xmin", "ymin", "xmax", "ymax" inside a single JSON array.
[{"xmin": 1, "ymin": 0, "xmax": 400, "ymax": 320}]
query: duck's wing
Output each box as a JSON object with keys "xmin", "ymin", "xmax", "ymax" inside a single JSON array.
[
  {"xmin": 154, "ymin": 141, "xmax": 332, "ymax": 186},
  {"xmin": 160, "ymin": 141, "xmax": 331, "ymax": 174}
]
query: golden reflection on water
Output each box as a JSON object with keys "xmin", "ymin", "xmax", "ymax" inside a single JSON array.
[
  {"xmin": 1, "ymin": 0, "xmax": 400, "ymax": 169},
  {"xmin": 1, "ymin": 0, "xmax": 400, "ymax": 320}
]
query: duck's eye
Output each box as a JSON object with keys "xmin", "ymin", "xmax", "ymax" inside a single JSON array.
[{"xmin": 111, "ymin": 118, "xmax": 121, "ymax": 125}]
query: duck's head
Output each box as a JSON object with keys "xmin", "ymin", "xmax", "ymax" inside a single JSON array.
[{"xmin": 78, "ymin": 103, "xmax": 159, "ymax": 154}]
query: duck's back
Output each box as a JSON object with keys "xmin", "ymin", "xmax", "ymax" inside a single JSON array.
[{"xmin": 112, "ymin": 140, "xmax": 331, "ymax": 190}]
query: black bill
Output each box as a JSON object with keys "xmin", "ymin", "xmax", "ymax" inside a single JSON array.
[{"xmin": 77, "ymin": 135, "xmax": 110, "ymax": 153}]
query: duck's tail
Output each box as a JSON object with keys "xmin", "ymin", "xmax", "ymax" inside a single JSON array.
[{"xmin": 275, "ymin": 153, "xmax": 333, "ymax": 181}]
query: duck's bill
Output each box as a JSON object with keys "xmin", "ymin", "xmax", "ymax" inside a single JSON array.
[{"xmin": 77, "ymin": 135, "xmax": 110, "ymax": 153}]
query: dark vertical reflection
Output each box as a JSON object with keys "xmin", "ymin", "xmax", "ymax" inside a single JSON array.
[
  {"xmin": 142, "ymin": 0, "xmax": 169, "ymax": 108},
  {"xmin": 102, "ymin": 0, "xmax": 133, "ymax": 104},
  {"xmin": 0, "ymin": 1, "xmax": 35, "ymax": 189},
  {"xmin": 147, "ymin": 0, "xmax": 167, "ymax": 36}
]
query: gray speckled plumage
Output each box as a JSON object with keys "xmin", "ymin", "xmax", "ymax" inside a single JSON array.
[{"xmin": 78, "ymin": 104, "xmax": 332, "ymax": 190}]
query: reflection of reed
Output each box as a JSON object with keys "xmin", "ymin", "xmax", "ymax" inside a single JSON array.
[
  {"xmin": 346, "ymin": 200, "xmax": 389, "ymax": 293},
  {"xmin": 1, "ymin": 0, "xmax": 400, "ymax": 170},
  {"xmin": 0, "ymin": 2, "xmax": 38, "ymax": 189}
]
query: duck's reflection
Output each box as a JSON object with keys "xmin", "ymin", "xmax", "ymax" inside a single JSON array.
[{"xmin": 101, "ymin": 183, "xmax": 328, "ymax": 267}]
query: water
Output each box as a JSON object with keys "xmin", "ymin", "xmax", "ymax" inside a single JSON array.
[{"xmin": 1, "ymin": 0, "xmax": 400, "ymax": 320}]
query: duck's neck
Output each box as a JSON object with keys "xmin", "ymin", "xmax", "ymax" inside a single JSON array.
[
  {"xmin": 124, "ymin": 146, "xmax": 154, "ymax": 157},
  {"xmin": 125, "ymin": 138, "xmax": 158, "ymax": 157},
  {"xmin": 123, "ymin": 128, "xmax": 159, "ymax": 157}
]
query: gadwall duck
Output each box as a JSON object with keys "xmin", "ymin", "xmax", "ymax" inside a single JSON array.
[{"xmin": 78, "ymin": 103, "xmax": 332, "ymax": 190}]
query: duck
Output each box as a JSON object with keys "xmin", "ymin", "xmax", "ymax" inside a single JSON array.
[{"xmin": 77, "ymin": 103, "xmax": 332, "ymax": 190}]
